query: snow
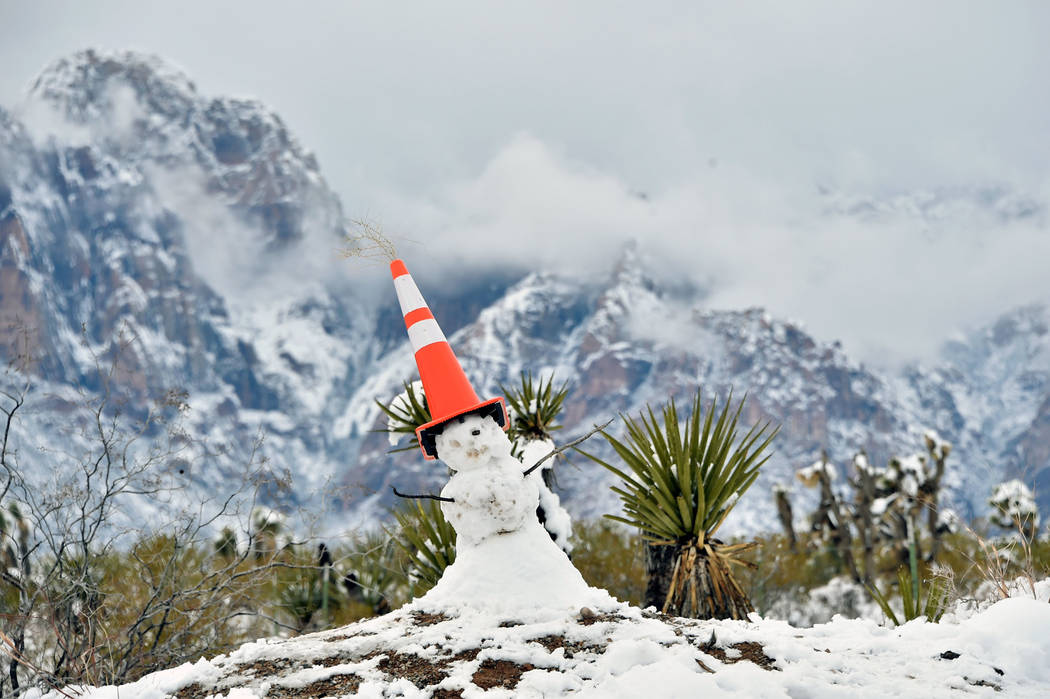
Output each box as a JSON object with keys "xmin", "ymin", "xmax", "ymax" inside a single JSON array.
[
  {"xmin": 45, "ymin": 408, "xmax": 1050, "ymax": 697},
  {"xmin": 520, "ymin": 438, "xmax": 574, "ymax": 553},
  {"xmin": 385, "ymin": 380, "xmax": 425, "ymax": 446},
  {"xmin": 796, "ymin": 459, "xmax": 837, "ymax": 486},
  {"xmin": 415, "ymin": 519, "xmax": 616, "ymax": 616},
  {"xmin": 439, "ymin": 461, "xmax": 538, "ymax": 547},
  {"xmin": 47, "ymin": 584, "xmax": 1050, "ymax": 698},
  {"xmin": 432, "ymin": 415, "xmax": 593, "ymax": 604},
  {"xmin": 989, "ymin": 479, "xmax": 1039, "ymax": 522}
]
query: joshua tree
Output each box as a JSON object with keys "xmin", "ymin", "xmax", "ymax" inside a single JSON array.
[
  {"xmin": 777, "ymin": 432, "xmax": 954, "ymax": 585},
  {"xmin": 585, "ymin": 390, "xmax": 778, "ymax": 619},
  {"xmin": 772, "ymin": 484, "xmax": 797, "ymax": 552},
  {"xmin": 796, "ymin": 452, "xmax": 861, "ymax": 583}
]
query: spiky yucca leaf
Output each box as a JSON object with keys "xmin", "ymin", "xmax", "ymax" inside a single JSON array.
[
  {"xmin": 390, "ymin": 500, "xmax": 457, "ymax": 594},
  {"xmin": 586, "ymin": 390, "xmax": 777, "ymax": 543},
  {"xmin": 501, "ymin": 371, "xmax": 568, "ymax": 443},
  {"xmin": 375, "ymin": 381, "xmax": 431, "ymax": 452}
]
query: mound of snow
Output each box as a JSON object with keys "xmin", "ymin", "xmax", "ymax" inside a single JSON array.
[{"xmin": 32, "ymin": 584, "xmax": 1050, "ymax": 698}]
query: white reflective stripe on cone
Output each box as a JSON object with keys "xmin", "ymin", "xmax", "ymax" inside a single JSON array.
[
  {"xmin": 407, "ymin": 318, "xmax": 447, "ymax": 352},
  {"xmin": 393, "ymin": 274, "xmax": 428, "ymax": 315}
]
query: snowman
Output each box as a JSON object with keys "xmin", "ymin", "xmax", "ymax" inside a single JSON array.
[
  {"xmin": 388, "ymin": 257, "xmax": 617, "ymax": 614},
  {"xmin": 434, "ymin": 413, "xmax": 539, "ymax": 545}
]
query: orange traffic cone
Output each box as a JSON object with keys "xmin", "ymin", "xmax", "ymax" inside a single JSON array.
[{"xmin": 390, "ymin": 259, "xmax": 508, "ymax": 459}]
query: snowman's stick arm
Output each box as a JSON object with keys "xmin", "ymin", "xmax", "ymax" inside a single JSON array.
[
  {"xmin": 391, "ymin": 486, "xmax": 455, "ymax": 503},
  {"xmin": 522, "ymin": 419, "xmax": 614, "ymax": 477}
]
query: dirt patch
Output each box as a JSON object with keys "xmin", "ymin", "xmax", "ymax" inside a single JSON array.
[
  {"xmin": 729, "ymin": 642, "xmax": 777, "ymax": 670},
  {"xmin": 172, "ymin": 683, "xmax": 207, "ymax": 699},
  {"xmin": 377, "ymin": 651, "xmax": 450, "ymax": 688},
  {"xmin": 312, "ymin": 653, "xmax": 357, "ymax": 668},
  {"xmin": 451, "ymin": 647, "xmax": 481, "ymax": 663},
  {"xmin": 967, "ymin": 679, "xmax": 1002, "ymax": 692},
  {"xmin": 410, "ymin": 611, "xmax": 449, "ymax": 626},
  {"xmin": 322, "ymin": 633, "xmax": 356, "ymax": 642},
  {"xmin": 578, "ymin": 611, "xmax": 628, "ymax": 626},
  {"xmin": 266, "ymin": 673, "xmax": 361, "ymax": 697},
  {"xmin": 530, "ymin": 634, "xmax": 567, "ymax": 653},
  {"xmin": 528, "ymin": 634, "xmax": 607, "ymax": 657},
  {"xmin": 697, "ymin": 636, "xmax": 777, "ymax": 671},
  {"xmin": 234, "ymin": 658, "xmax": 296, "ymax": 675},
  {"xmin": 471, "ymin": 659, "xmax": 536, "ymax": 690},
  {"xmin": 430, "ymin": 690, "xmax": 465, "ymax": 699}
]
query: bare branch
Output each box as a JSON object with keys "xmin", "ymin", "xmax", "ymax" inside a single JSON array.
[
  {"xmin": 339, "ymin": 218, "xmax": 398, "ymax": 263},
  {"xmin": 523, "ymin": 419, "xmax": 614, "ymax": 477}
]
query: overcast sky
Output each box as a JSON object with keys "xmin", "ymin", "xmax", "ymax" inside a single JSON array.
[{"xmin": 2, "ymin": 1, "xmax": 1048, "ymax": 363}]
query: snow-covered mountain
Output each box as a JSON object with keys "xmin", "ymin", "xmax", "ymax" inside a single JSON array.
[{"xmin": 2, "ymin": 50, "xmax": 1048, "ymax": 534}]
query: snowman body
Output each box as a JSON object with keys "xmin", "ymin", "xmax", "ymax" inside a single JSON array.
[
  {"xmin": 436, "ymin": 415, "xmax": 539, "ymax": 546},
  {"xmin": 416, "ymin": 413, "xmax": 618, "ymax": 615}
]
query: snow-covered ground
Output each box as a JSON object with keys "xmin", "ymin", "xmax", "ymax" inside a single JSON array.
[
  {"xmin": 28, "ymin": 407, "xmax": 1050, "ymax": 698},
  {"xmin": 43, "ymin": 582, "xmax": 1050, "ymax": 698}
]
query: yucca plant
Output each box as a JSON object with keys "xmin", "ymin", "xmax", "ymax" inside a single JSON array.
[
  {"xmin": 501, "ymin": 371, "xmax": 569, "ymax": 444},
  {"xmin": 390, "ymin": 500, "xmax": 457, "ymax": 595},
  {"xmin": 868, "ymin": 566, "xmax": 950, "ymax": 626},
  {"xmin": 583, "ymin": 389, "xmax": 778, "ymax": 619},
  {"xmin": 867, "ymin": 516, "xmax": 950, "ymax": 625},
  {"xmin": 376, "ymin": 381, "xmax": 431, "ymax": 452}
]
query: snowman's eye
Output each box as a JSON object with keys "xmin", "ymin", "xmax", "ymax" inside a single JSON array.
[{"xmin": 471, "ymin": 429, "xmax": 480, "ymax": 436}]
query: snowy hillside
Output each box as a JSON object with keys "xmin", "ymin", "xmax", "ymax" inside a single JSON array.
[
  {"xmin": 2, "ymin": 49, "xmax": 1049, "ymax": 535},
  {"xmin": 38, "ymin": 582, "xmax": 1050, "ymax": 698}
]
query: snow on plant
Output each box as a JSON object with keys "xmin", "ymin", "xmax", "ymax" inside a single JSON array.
[
  {"xmin": 375, "ymin": 380, "xmax": 429, "ymax": 451},
  {"xmin": 796, "ymin": 458, "xmax": 837, "ymax": 487},
  {"xmin": 989, "ymin": 479, "xmax": 1040, "ymax": 538},
  {"xmin": 501, "ymin": 371, "xmax": 574, "ymax": 553}
]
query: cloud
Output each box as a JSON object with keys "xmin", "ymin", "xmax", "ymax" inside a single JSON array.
[
  {"xmin": 3, "ymin": 1, "xmax": 1049, "ymax": 362},
  {"xmin": 378, "ymin": 133, "xmax": 1050, "ymax": 365}
]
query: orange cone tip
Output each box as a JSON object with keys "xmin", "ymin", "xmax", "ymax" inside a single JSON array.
[{"xmin": 390, "ymin": 259, "xmax": 508, "ymax": 459}]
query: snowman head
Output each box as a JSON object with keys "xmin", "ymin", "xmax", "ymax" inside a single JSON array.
[{"xmin": 435, "ymin": 414, "xmax": 512, "ymax": 471}]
